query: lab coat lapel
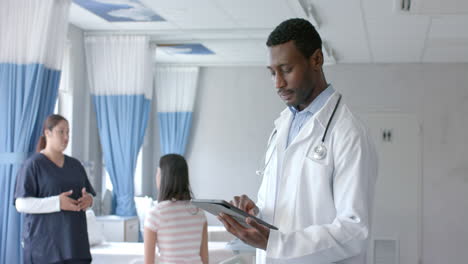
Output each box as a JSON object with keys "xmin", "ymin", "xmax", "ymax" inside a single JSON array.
[
  {"xmin": 274, "ymin": 109, "xmax": 291, "ymax": 157},
  {"xmin": 288, "ymin": 92, "xmax": 341, "ymax": 148},
  {"xmin": 263, "ymin": 109, "xmax": 291, "ymax": 224},
  {"xmin": 315, "ymin": 91, "xmax": 341, "ymax": 129}
]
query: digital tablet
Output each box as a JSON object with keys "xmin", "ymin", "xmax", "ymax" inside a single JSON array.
[{"xmin": 191, "ymin": 199, "xmax": 278, "ymax": 230}]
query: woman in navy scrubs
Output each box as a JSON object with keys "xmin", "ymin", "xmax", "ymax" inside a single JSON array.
[{"xmin": 14, "ymin": 114, "xmax": 96, "ymax": 264}]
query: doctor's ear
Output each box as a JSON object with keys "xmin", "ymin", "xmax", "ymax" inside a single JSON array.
[{"xmin": 309, "ymin": 49, "xmax": 324, "ymax": 69}]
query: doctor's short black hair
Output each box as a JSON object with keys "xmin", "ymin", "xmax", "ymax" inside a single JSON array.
[{"xmin": 266, "ymin": 18, "xmax": 322, "ymax": 59}]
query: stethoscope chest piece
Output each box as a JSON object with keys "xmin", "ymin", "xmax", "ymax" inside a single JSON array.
[
  {"xmin": 312, "ymin": 143, "xmax": 327, "ymax": 160},
  {"xmin": 311, "ymin": 94, "xmax": 342, "ymax": 161}
]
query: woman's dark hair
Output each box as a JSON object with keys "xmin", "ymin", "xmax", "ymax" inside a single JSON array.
[
  {"xmin": 36, "ymin": 114, "xmax": 67, "ymax": 152},
  {"xmin": 266, "ymin": 18, "xmax": 322, "ymax": 59},
  {"xmin": 157, "ymin": 154, "xmax": 193, "ymax": 202}
]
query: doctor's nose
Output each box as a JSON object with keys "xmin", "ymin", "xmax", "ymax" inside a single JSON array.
[{"xmin": 274, "ymin": 74, "xmax": 286, "ymax": 89}]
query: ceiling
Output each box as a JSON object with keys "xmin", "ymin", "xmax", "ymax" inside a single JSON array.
[{"xmin": 69, "ymin": 0, "xmax": 468, "ymax": 65}]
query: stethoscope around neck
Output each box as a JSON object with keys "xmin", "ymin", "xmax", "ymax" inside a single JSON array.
[{"xmin": 256, "ymin": 94, "xmax": 342, "ymax": 176}]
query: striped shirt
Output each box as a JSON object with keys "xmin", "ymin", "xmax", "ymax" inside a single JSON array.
[{"xmin": 144, "ymin": 200, "xmax": 207, "ymax": 264}]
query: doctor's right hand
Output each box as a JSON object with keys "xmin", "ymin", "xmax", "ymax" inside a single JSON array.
[
  {"xmin": 59, "ymin": 190, "xmax": 80, "ymax": 211},
  {"xmin": 231, "ymin": 195, "xmax": 259, "ymax": 216}
]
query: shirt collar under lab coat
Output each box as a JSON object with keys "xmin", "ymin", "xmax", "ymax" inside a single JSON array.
[
  {"xmin": 287, "ymin": 84, "xmax": 335, "ymax": 117},
  {"xmin": 275, "ymin": 85, "xmax": 341, "ymax": 130}
]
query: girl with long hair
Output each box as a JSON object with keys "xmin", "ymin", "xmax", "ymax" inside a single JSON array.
[{"xmin": 144, "ymin": 154, "xmax": 208, "ymax": 264}]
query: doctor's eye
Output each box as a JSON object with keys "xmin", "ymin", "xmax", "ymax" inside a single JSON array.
[{"xmin": 281, "ymin": 66, "xmax": 292, "ymax": 74}]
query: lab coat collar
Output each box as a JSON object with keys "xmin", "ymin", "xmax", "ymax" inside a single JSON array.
[
  {"xmin": 273, "ymin": 90, "xmax": 341, "ymax": 151},
  {"xmin": 314, "ymin": 91, "xmax": 342, "ymax": 129},
  {"xmin": 274, "ymin": 88, "xmax": 341, "ymax": 130},
  {"xmin": 287, "ymin": 84, "xmax": 335, "ymax": 116}
]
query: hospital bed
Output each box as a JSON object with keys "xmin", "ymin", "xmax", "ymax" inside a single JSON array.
[{"xmin": 90, "ymin": 241, "xmax": 241, "ymax": 264}]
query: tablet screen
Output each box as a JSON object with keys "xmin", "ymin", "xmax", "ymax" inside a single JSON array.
[{"xmin": 191, "ymin": 199, "xmax": 278, "ymax": 230}]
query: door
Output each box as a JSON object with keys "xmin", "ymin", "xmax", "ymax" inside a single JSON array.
[{"xmin": 359, "ymin": 113, "xmax": 421, "ymax": 264}]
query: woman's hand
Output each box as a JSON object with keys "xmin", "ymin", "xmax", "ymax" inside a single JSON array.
[
  {"xmin": 59, "ymin": 190, "xmax": 80, "ymax": 211},
  {"xmin": 78, "ymin": 188, "xmax": 93, "ymax": 211}
]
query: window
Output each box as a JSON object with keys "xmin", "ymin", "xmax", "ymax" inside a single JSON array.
[
  {"xmin": 54, "ymin": 40, "xmax": 73, "ymax": 156},
  {"xmin": 102, "ymin": 149, "xmax": 144, "ymax": 194},
  {"xmin": 134, "ymin": 149, "xmax": 144, "ymax": 195}
]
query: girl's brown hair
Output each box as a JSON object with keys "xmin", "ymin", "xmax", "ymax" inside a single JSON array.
[
  {"xmin": 157, "ymin": 154, "xmax": 193, "ymax": 202},
  {"xmin": 36, "ymin": 114, "xmax": 67, "ymax": 152}
]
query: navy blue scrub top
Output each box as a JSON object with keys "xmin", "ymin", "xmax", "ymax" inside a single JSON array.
[{"xmin": 14, "ymin": 153, "xmax": 96, "ymax": 264}]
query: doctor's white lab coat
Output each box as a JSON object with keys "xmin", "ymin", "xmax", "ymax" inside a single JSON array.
[{"xmin": 256, "ymin": 91, "xmax": 378, "ymax": 264}]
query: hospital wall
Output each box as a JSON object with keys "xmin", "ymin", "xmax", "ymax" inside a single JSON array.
[
  {"xmin": 326, "ymin": 63, "xmax": 468, "ymax": 264},
  {"xmin": 187, "ymin": 67, "xmax": 285, "ymax": 201}
]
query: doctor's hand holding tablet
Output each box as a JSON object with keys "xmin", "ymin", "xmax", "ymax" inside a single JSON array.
[
  {"xmin": 192, "ymin": 195, "xmax": 272, "ymax": 250},
  {"xmin": 218, "ymin": 195, "xmax": 270, "ymax": 249}
]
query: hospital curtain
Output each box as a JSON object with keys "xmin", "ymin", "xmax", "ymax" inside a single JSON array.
[
  {"xmin": 155, "ymin": 66, "xmax": 199, "ymax": 156},
  {"xmin": 0, "ymin": 0, "xmax": 71, "ymax": 263},
  {"xmin": 85, "ymin": 35, "xmax": 152, "ymax": 216}
]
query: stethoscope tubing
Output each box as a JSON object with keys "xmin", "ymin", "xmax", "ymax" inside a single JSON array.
[
  {"xmin": 257, "ymin": 94, "xmax": 342, "ymax": 175},
  {"xmin": 321, "ymin": 94, "xmax": 342, "ymax": 143}
]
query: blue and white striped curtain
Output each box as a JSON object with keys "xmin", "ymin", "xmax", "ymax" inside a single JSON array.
[
  {"xmin": 0, "ymin": 0, "xmax": 71, "ymax": 262},
  {"xmin": 85, "ymin": 35, "xmax": 152, "ymax": 216},
  {"xmin": 155, "ymin": 67, "xmax": 199, "ymax": 156}
]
